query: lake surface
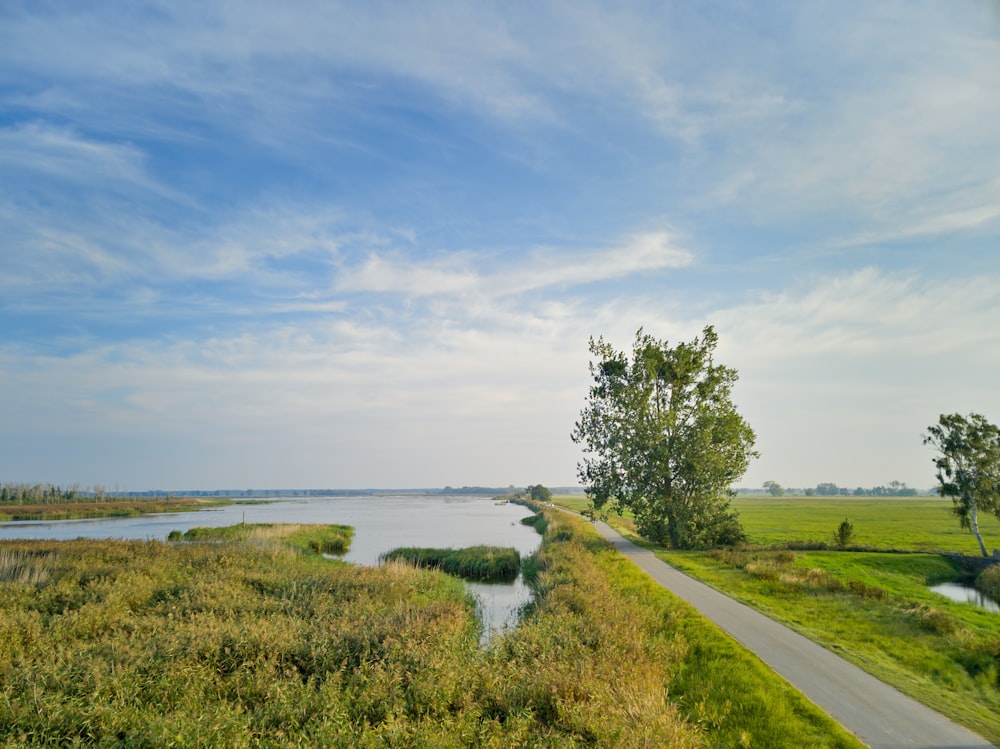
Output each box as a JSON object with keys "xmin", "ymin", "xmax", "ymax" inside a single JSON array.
[
  {"xmin": 0, "ymin": 494, "xmax": 543, "ymax": 637},
  {"xmin": 929, "ymin": 581, "xmax": 1000, "ymax": 613}
]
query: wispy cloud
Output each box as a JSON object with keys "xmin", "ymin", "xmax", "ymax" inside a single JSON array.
[
  {"xmin": 0, "ymin": 123, "xmax": 146, "ymax": 184},
  {"xmin": 335, "ymin": 230, "xmax": 693, "ymax": 299}
]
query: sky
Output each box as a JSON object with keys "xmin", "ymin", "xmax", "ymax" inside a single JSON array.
[{"xmin": 2, "ymin": 1, "xmax": 999, "ymax": 492}]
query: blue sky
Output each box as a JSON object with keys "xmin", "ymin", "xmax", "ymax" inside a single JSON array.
[{"xmin": 2, "ymin": 1, "xmax": 999, "ymax": 491}]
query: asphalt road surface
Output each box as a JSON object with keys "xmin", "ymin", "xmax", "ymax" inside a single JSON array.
[{"xmin": 591, "ymin": 520, "xmax": 996, "ymax": 749}]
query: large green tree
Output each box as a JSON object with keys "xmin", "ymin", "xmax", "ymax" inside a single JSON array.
[
  {"xmin": 572, "ymin": 326, "xmax": 758, "ymax": 548},
  {"xmin": 526, "ymin": 484, "xmax": 552, "ymax": 503},
  {"xmin": 924, "ymin": 412, "xmax": 1000, "ymax": 557}
]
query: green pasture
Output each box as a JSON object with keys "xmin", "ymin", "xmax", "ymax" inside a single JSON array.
[
  {"xmin": 553, "ymin": 494, "xmax": 1000, "ymax": 555},
  {"xmin": 731, "ymin": 496, "xmax": 1000, "ymax": 553}
]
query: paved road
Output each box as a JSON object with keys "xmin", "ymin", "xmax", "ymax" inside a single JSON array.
[{"xmin": 591, "ymin": 520, "xmax": 996, "ymax": 749}]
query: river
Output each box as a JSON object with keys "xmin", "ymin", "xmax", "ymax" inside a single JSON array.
[{"xmin": 0, "ymin": 494, "xmax": 543, "ymax": 638}]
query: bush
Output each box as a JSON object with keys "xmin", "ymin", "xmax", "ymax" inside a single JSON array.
[
  {"xmin": 977, "ymin": 565, "xmax": 1000, "ymax": 602},
  {"xmin": 833, "ymin": 518, "xmax": 855, "ymax": 549},
  {"xmin": 908, "ymin": 604, "xmax": 959, "ymax": 635}
]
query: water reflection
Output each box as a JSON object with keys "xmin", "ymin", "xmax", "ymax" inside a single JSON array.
[
  {"xmin": 469, "ymin": 575, "xmax": 534, "ymax": 641},
  {"xmin": 929, "ymin": 582, "xmax": 1000, "ymax": 613}
]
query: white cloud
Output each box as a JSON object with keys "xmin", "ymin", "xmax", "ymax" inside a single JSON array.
[
  {"xmin": 510, "ymin": 232, "xmax": 694, "ymax": 292},
  {"xmin": 335, "ymin": 253, "xmax": 479, "ymax": 296},
  {"xmin": 333, "ymin": 230, "xmax": 693, "ymax": 299}
]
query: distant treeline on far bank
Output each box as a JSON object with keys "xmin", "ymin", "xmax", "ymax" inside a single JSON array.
[
  {"xmin": 743, "ymin": 480, "xmax": 929, "ymax": 497},
  {"xmin": 0, "ymin": 482, "xmax": 588, "ymax": 505}
]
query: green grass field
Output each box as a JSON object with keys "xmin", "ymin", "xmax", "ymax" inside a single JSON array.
[
  {"xmin": 553, "ymin": 494, "xmax": 1000, "ymax": 743},
  {"xmin": 555, "ymin": 493, "xmax": 1000, "ymax": 553},
  {"xmin": 731, "ymin": 495, "xmax": 1000, "ymax": 553}
]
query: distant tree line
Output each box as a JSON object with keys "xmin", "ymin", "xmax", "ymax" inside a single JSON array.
[
  {"xmin": 441, "ymin": 485, "xmax": 520, "ymax": 495},
  {"xmin": 759, "ymin": 480, "xmax": 919, "ymax": 497},
  {"xmin": 0, "ymin": 482, "xmax": 128, "ymax": 504},
  {"xmin": 808, "ymin": 481, "xmax": 918, "ymax": 497}
]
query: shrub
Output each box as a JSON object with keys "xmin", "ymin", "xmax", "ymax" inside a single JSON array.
[
  {"xmin": 907, "ymin": 604, "xmax": 959, "ymax": 636},
  {"xmin": 847, "ymin": 580, "xmax": 889, "ymax": 601},
  {"xmin": 977, "ymin": 565, "xmax": 1000, "ymax": 602},
  {"xmin": 833, "ymin": 519, "xmax": 855, "ymax": 549}
]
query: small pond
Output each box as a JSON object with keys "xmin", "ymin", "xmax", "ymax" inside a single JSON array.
[{"xmin": 928, "ymin": 582, "xmax": 1000, "ymax": 613}]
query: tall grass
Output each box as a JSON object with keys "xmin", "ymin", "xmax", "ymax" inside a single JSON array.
[
  {"xmin": 0, "ymin": 512, "xmax": 865, "ymax": 748},
  {"xmin": 0, "ymin": 549, "xmax": 56, "ymax": 586},
  {"xmin": 173, "ymin": 523, "xmax": 353, "ymax": 555},
  {"xmin": 380, "ymin": 545, "xmax": 520, "ymax": 581},
  {"xmin": 978, "ymin": 564, "xmax": 1000, "ymax": 601}
]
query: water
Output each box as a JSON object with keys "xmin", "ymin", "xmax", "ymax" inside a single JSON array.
[
  {"xmin": 0, "ymin": 494, "xmax": 543, "ymax": 637},
  {"xmin": 929, "ymin": 582, "xmax": 1000, "ymax": 613}
]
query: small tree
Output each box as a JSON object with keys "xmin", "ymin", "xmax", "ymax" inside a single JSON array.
[
  {"xmin": 924, "ymin": 413, "xmax": 1000, "ymax": 557},
  {"xmin": 833, "ymin": 518, "xmax": 854, "ymax": 549},
  {"xmin": 527, "ymin": 484, "xmax": 552, "ymax": 503},
  {"xmin": 572, "ymin": 326, "xmax": 757, "ymax": 549},
  {"xmin": 762, "ymin": 480, "xmax": 784, "ymax": 497}
]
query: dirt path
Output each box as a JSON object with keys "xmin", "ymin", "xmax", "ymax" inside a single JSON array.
[{"xmin": 591, "ymin": 520, "xmax": 995, "ymax": 749}]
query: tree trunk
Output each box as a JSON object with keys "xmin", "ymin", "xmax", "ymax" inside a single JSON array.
[{"xmin": 970, "ymin": 497, "xmax": 989, "ymax": 557}]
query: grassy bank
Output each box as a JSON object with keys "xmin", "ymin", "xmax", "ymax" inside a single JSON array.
[
  {"xmin": 0, "ymin": 509, "xmax": 864, "ymax": 747},
  {"xmin": 0, "ymin": 497, "xmax": 235, "ymax": 522},
  {"xmin": 659, "ymin": 547, "xmax": 1000, "ymax": 743},
  {"xmin": 380, "ymin": 546, "xmax": 520, "ymax": 581}
]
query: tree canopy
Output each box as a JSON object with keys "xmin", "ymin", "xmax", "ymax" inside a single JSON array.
[
  {"xmin": 572, "ymin": 326, "xmax": 757, "ymax": 549},
  {"xmin": 924, "ymin": 412, "xmax": 1000, "ymax": 557},
  {"xmin": 526, "ymin": 484, "xmax": 552, "ymax": 503}
]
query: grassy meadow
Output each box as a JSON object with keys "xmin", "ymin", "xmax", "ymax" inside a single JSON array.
[
  {"xmin": 0, "ymin": 511, "xmax": 866, "ymax": 748},
  {"xmin": 553, "ymin": 494, "xmax": 1000, "ymax": 743}
]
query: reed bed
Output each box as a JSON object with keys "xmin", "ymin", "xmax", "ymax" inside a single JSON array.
[
  {"xmin": 0, "ymin": 549, "xmax": 57, "ymax": 587},
  {"xmin": 173, "ymin": 522, "xmax": 353, "ymax": 556},
  {"xmin": 380, "ymin": 545, "xmax": 520, "ymax": 582}
]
